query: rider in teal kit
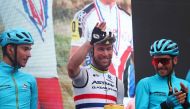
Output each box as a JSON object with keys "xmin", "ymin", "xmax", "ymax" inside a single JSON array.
[
  {"xmin": 136, "ymin": 39, "xmax": 190, "ymax": 109},
  {"xmin": 0, "ymin": 28, "xmax": 38, "ymax": 109}
]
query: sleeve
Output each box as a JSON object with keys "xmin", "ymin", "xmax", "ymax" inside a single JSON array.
[
  {"xmin": 135, "ymin": 79, "xmax": 150, "ymax": 109},
  {"xmin": 186, "ymin": 82, "xmax": 190, "ymax": 108},
  {"xmin": 30, "ymin": 77, "xmax": 38, "ymax": 109},
  {"xmin": 186, "ymin": 70, "xmax": 190, "ymax": 83},
  {"xmin": 72, "ymin": 68, "xmax": 88, "ymax": 88},
  {"xmin": 181, "ymin": 80, "xmax": 190, "ymax": 109},
  {"xmin": 117, "ymin": 79, "xmax": 124, "ymax": 104}
]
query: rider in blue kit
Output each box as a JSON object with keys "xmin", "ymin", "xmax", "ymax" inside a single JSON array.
[
  {"xmin": 136, "ymin": 39, "xmax": 190, "ymax": 109},
  {"xmin": 0, "ymin": 28, "xmax": 38, "ymax": 109}
]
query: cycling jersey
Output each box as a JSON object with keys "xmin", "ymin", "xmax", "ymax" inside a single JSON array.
[
  {"xmin": 72, "ymin": 65, "xmax": 124, "ymax": 109},
  {"xmin": 0, "ymin": 61, "xmax": 38, "ymax": 109},
  {"xmin": 71, "ymin": 0, "xmax": 133, "ymax": 80},
  {"xmin": 136, "ymin": 73, "xmax": 190, "ymax": 109}
]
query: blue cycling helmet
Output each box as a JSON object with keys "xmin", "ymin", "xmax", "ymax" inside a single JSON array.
[
  {"xmin": 150, "ymin": 39, "xmax": 179, "ymax": 56},
  {"xmin": 0, "ymin": 28, "xmax": 34, "ymax": 47}
]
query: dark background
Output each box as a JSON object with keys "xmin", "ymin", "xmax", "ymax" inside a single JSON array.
[{"xmin": 132, "ymin": 0, "xmax": 190, "ymax": 83}]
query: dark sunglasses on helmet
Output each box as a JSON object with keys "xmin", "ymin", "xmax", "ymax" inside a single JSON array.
[{"xmin": 152, "ymin": 58, "xmax": 172, "ymax": 66}]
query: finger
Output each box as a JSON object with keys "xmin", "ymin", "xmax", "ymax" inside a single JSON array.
[
  {"xmin": 180, "ymin": 82, "xmax": 188, "ymax": 93},
  {"xmin": 174, "ymin": 88, "xmax": 178, "ymax": 93},
  {"xmin": 176, "ymin": 93, "xmax": 186, "ymax": 103},
  {"xmin": 95, "ymin": 22, "xmax": 99, "ymax": 27},
  {"xmin": 179, "ymin": 99, "xmax": 185, "ymax": 104},
  {"xmin": 99, "ymin": 22, "xmax": 106, "ymax": 30},
  {"xmin": 102, "ymin": 24, "xmax": 106, "ymax": 31},
  {"xmin": 174, "ymin": 91, "xmax": 183, "ymax": 96}
]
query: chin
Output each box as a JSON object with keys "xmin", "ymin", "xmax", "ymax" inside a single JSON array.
[
  {"xmin": 20, "ymin": 63, "xmax": 26, "ymax": 67},
  {"xmin": 158, "ymin": 72, "xmax": 168, "ymax": 77}
]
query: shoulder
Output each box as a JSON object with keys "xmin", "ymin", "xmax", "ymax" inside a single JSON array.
[
  {"xmin": 74, "ymin": 2, "xmax": 95, "ymax": 20},
  {"xmin": 175, "ymin": 76, "xmax": 190, "ymax": 86},
  {"xmin": 117, "ymin": 5, "xmax": 131, "ymax": 16},
  {"xmin": 136, "ymin": 76, "xmax": 155, "ymax": 88},
  {"xmin": 18, "ymin": 71, "xmax": 36, "ymax": 82}
]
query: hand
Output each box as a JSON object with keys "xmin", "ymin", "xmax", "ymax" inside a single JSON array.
[
  {"xmin": 174, "ymin": 88, "xmax": 187, "ymax": 104},
  {"xmin": 160, "ymin": 88, "xmax": 181, "ymax": 108},
  {"xmin": 90, "ymin": 22, "xmax": 106, "ymax": 45},
  {"xmin": 180, "ymin": 82, "xmax": 188, "ymax": 93},
  {"xmin": 179, "ymin": 83, "xmax": 190, "ymax": 108},
  {"xmin": 166, "ymin": 93, "xmax": 180, "ymax": 107}
]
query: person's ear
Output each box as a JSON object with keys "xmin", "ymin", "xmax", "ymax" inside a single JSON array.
[
  {"xmin": 173, "ymin": 56, "xmax": 178, "ymax": 65},
  {"xmin": 7, "ymin": 45, "xmax": 14, "ymax": 54}
]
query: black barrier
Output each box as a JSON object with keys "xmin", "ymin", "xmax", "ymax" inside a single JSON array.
[{"xmin": 132, "ymin": 0, "xmax": 190, "ymax": 83}]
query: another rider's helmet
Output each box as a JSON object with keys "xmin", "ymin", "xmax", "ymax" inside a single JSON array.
[
  {"xmin": 0, "ymin": 27, "xmax": 34, "ymax": 47},
  {"xmin": 150, "ymin": 39, "xmax": 179, "ymax": 56}
]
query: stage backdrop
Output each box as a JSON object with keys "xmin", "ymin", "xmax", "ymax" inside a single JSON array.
[{"xmin": 132, "ymin": 0, "xmax": 190, "ymax": 83}]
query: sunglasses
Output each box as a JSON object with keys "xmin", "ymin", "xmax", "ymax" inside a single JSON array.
[{"xmin": 152, "ymin": 58, "xmax": 172, "ymax": 66}]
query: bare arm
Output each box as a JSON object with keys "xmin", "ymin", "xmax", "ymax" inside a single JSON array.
[{"xmin": 67, "ymin": 41, "xmax": 92, "ymax": 78}]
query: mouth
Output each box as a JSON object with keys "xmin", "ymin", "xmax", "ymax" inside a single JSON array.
[
  {"xmin": 23, "ymin": 58, "xmax": 28, "ymax": 63},
  {"xmin": 101, "ymin": 58, "xmax": 110, "ymax": 63}
]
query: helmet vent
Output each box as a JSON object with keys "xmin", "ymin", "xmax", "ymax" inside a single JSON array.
[
  {"xmin": 16, "ymin": 34, "xmax": 23, "ymax": 39},
  {"xmin": 22, "ymin": 32, "xmax": 29, "ymax": 38},
  {"xmin": 24, "ymin": 39, "xmax": 31, "ymax": 42},
  {"xmin": 7, "ymin": 33, "xmax": 11, "ymax": 38},
  {"xmin": 155, "ymin": 41, "xmax": 161, "ymax": 51}
]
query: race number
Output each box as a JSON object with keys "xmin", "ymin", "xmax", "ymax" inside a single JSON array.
[{"xmin": 71, "ymin": 20, "xmax": 80, "ymax": 41}]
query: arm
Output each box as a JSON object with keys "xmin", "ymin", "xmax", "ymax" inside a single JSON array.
[
  {"xmin": 135, "ymin": 79, "xmax": 149, "ymax": 109},
  {"xmin": 186, "ymin": 70, "xmax": 190, "ymax": 83},
  {"xmin": 67, "ymin": 22, "xmax": 107, "ymax": 78},
  {"xmin": 180, "ymin": 82, "xmax": 190, "ymax": 108},
  {"xmin": 30, "ymin": 77, "xmax": 38, "ymax": 109},
  {"xmin": 117, "ymin": 79, "xmax": 124, "ymax": 104},
  {"xmin": 67, "ymin": 41, "xmax": 92, "ymax": 78}
]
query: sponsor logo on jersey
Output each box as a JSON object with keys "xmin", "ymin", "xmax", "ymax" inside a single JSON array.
[
  {"xmin": 150, "ymin": 92, "xmax": 167, "ymax": 96},
  {"xmin": 22, "ymin": 83, "xmax": 28, "ymax": 89},
  {"xmin": 0, "ymin": 85, "xmax": 11, "ymax": 90},
  {"xmin": 92, "ymin": 81, "xmax": 114, "ymax": 87}
]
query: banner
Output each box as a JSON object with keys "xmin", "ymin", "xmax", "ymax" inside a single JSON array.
[{"xmin": 0, "ymin": 0, "xmax": 57, "ymax": 78}]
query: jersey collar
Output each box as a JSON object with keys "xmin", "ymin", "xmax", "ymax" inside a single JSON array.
[
  {"xmin": 90, "ymin": 64, "xmax": 108, "ymax": 73},
  {"xmin": 0, "ymin": 61, "xmax": 18, "ymax": 73}
]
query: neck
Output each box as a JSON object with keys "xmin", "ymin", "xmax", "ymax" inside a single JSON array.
[
  {"xmin": 92, "ymin": 62, "xmax": 108, "ymax": 71},
  {"xmin": 100, "ymin": 0, "xmax": 116, "ymax": 9},
  {"xmin": 3, "ymin": 56, "xmax": 14, "ymax": 66}
]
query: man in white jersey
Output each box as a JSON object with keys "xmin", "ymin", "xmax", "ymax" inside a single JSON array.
[
  {"xmin": 70, "ymin": 0, "xmax": 135, "ymax": 102},
  {"xmin": 67, "ymin": 22, "xmax": 124, "ymax": 109}
]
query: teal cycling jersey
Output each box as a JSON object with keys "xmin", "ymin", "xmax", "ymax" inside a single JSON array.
[
  {"xmin": 136, "ymin": 73, "xmax": 190, "ymax": 109},
  {"xmin": 0, "ymin": 61, "xmax": 38, "ymax": 109}
]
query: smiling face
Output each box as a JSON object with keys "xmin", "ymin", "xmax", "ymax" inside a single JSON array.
[
  {"xmin": 92, "ymin": 43, "xmax": 113, "ymax": 71},
  {"xmin": 152, "ymin": 55, "xmax": 178, "ymax": 77}
]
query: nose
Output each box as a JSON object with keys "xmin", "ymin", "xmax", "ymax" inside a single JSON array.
[
  {"xmin": 103, "ymin": 50, "xmax": 109, "ymax": 56},
  {"xmin": 27, "ymin": 51, "xmax": 31, "ymax": 57},
  {"xmin": 157, "ymin": 62, "xmax": 163, "ymax": 67}
]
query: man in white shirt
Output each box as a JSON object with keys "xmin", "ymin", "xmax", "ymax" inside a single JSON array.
[{"xmin": 70, "ymin": 0, "xmax": 135, "ymax": 103}]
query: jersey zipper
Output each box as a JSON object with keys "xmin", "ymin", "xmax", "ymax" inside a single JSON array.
[
  {"xmin": 168, "ymin": 75, "xmax": 173, "ymax": 109},
  {"xmin": 11, "ymin": 73, "xmax": 19, "ymax": 109}
]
